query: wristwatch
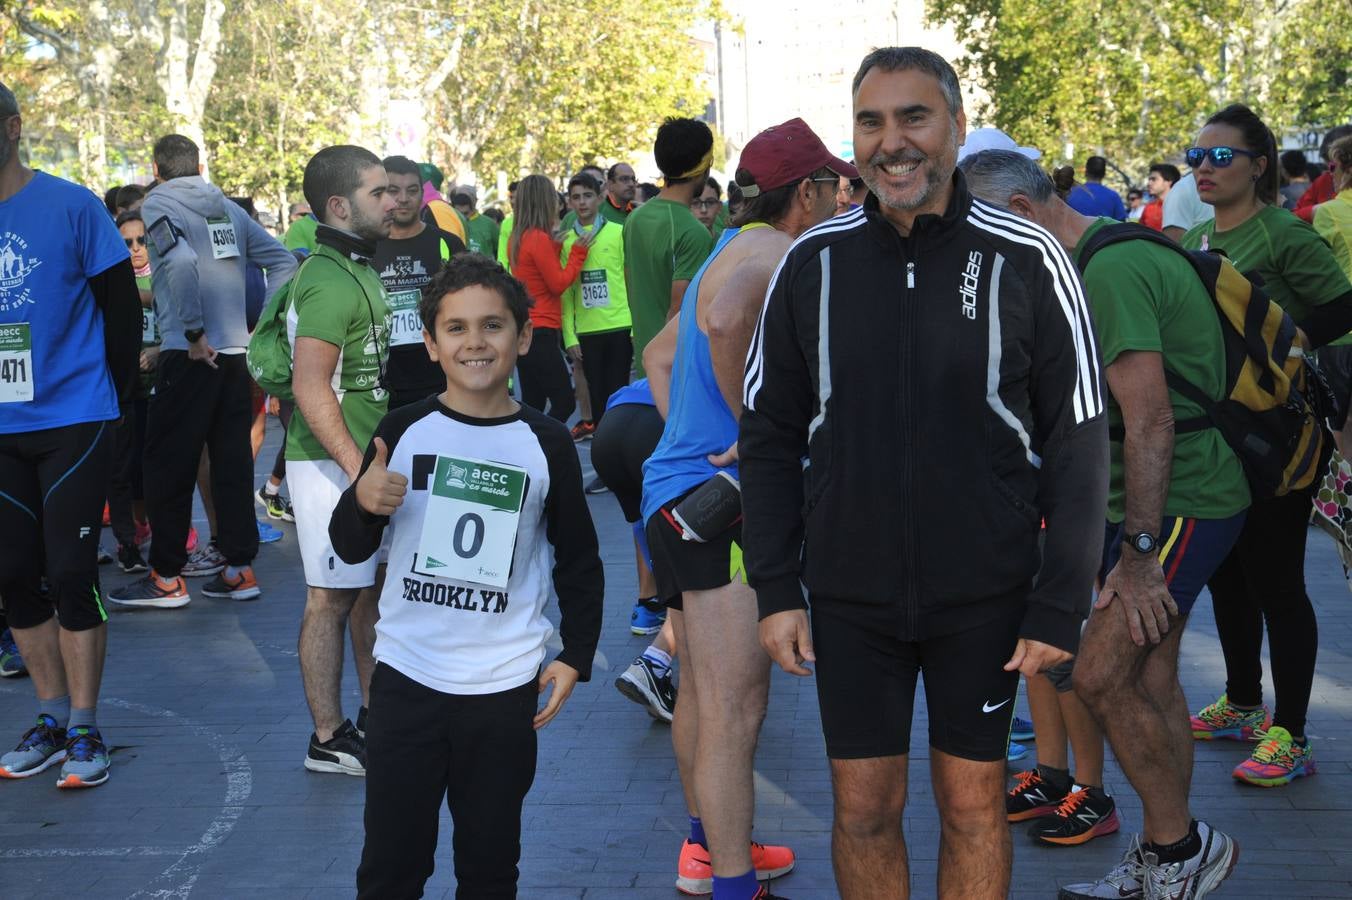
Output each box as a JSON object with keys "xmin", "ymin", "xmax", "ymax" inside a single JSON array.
[
  {"xmin": 1125, "ymin": 531, "xmax": 1158, "ymax": 554},
  {"xmin": 184, "ymin": 328, "xmax": 205, "ymax": 343}
]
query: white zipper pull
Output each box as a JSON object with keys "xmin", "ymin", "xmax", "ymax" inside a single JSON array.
[{"xmin": 907, "ymin": 261, "xmax": 916, "ymax": 289}]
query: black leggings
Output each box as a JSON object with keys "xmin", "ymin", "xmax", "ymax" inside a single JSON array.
[
  {"xmin": 516, "ymin": 327, "xmax": 575, "ymax": 423},
  {"xmin": 0, "ymin": 420, "xmax": 112, "ymax": 632},
  {"xmin": 107, "ymin": 395, "xmax": 149, "ymax": 548},
  {"xmin": 356, "ymin": 664, "xmax": 538, "ymax": 899},
  {"xmin": 589, "ymin": 402, "xmax": 663, "ymax": 522},
  {"xmin": 1206, "ymin": 487, "xmax": 1319, "ymax": 736},
  {"xmin": 577, "ymin": 330, "xmax": 633, "ymax": 425},
  {"xmin": 269, "ymin": 399, "xmax": 294, "ymax": 483}
]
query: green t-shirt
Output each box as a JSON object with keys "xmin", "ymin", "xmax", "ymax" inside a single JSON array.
[
  {"xmin": 465, "ymin": 213, "xmax": 499, "ymax": 258},
  {"xmin": 1076, "ymin": 218, "xmax": 1250, "ymax": 522},
  {"xmin": 1182, "ymin": 205, "xmax": 1352, "ymax": 343},
  {"xmin": 622, "ymin": 198, "xmax": 713, "ymax": 376},
  {"xmin": 283, "ymin": 215, "xmax": 318, "ymax": 254},
  {"xmin": 284, "ymin": 244, "xmax": 392, "ymax": 462}
]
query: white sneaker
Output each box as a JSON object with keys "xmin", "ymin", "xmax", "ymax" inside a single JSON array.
[
  {"xmin": 1059, "ymin": 837, "xmax": 1147, "ymax": 899},
  {"xmin": 1058, "ymin": 822, "xmax": 1238, "ymax": 900}
]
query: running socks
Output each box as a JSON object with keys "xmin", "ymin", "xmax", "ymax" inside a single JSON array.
[
  {"xmin": 225, "ymin": 565, "xmax": 243, "ymax": 579},
  {"xmin": 690, "ymin": 816, "xmax": 708, "ymax": 850},
  {"xmin": 643, "ymin": 645, "xmax": 673, "ymax": 675},
  {"xmin": 40, "ymin": 695, "xmax": 71, "ymax": 730},
  {"xmin": 1145, "ymin": 819, "xmax": 1201, "ymax": 864},
  {"xmin": 712, "ymin": 869, "xmax": 758, "ymax": 900},
  {"xmin": 69, "ymin": 706, "xmax": 97, "ymax": 730}
]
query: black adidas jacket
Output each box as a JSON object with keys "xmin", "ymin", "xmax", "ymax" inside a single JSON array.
[{"xmin": 739, "ymin": 172, "xmax": 1109, "ymax": 653}]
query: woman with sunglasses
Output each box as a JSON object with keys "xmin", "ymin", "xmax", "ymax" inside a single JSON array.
[{"xmin": 1181, "ymin": 104, "xmax": 1352, "ymax": 787}]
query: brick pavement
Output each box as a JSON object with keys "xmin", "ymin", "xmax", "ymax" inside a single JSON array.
[{"xmin": 2, "ymin": 421, "xmax": 1351, "ymax": 898}]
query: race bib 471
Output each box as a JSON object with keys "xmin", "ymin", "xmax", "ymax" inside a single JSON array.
[{"xmin": 0, "ymin": 322, "xmax": 34, "ymax": 402}]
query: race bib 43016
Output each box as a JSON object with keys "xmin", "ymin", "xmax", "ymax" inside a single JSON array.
[{"xmin": 414, "ymin": 455, "xmax": 528, "ymax": 588}]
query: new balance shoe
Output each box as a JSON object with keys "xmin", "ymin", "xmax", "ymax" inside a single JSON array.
[
  {"xmin": 1029, "ymin": 785, "xmax": 1120, "ymax": 846},
  {"xmin": 570, "ymin": 420, "xmax": 596, "ymax": 442},
  {"xmin": 1232, "ymin": 726, "xmax": 1316, "ymax": 787},
  {"xmin": 182, "ymin": 542, "xmax": 226, "ymax": 577},
  {"xmin": 108, "ymin": 572, "xmax": 191, "ymax": 609},
  {"xmin": 1190, "ymin": 693, "xmax": 1271, "ymax": 740},
  {"xmin": 304, "ymin": 720, "xmax": 365, "ymax": 776},
  {"xmin": 1007, "ymin": 740, "xmax": 1029, "ymax": 763},
  {"xmin": 615, "ymin": 655, "xmax": 677, "ymax": 723},
  {"xmin": 0, "ymin": 629, "xmax": 26, "ymax": 678},
  {"xmin": 676, "ymin": 839, "xmax": 796, "ymax": 896},
  {"xmin": 0, "ymin": 714, "xmax": 66, "ymax": 778},
  {"xmin": 256, "ymin": 519, "xmax": 283, "ymax": 544},
  {"xmin": 630, "ymin": 597, "xmax": 667, "ymax": 635},
  {"xmin": 1010, "ymin": 715, "xmax": 1035, "ymax": 741},
  {"xmin": 1006, "ymin": 768, "xmax": 1070, "ymax": 822},
  {"xmin": 58, "ymin": 726, "xmax": 110, "ymax": 788},
  {"xmin": 117, "ymin": 542, "xmax": 148, "ymax": 574},
  {"xmin": 255, "ymin": 486, "xmax": 296, "ymax": 522},
  {"xmin": 201, "ymin": 566, "xmax": 261, "ymax": 601}
]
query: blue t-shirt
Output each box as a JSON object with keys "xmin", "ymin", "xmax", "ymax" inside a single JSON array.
[
  {"xmin": 1066, "ymin": 182, "xmax": 1127, "ymax": 221},
  {"xmin": 0, "ymin": 172, "xmax": 129, "ymax": 433},
  {"xmin": 640, "ymin": 228, "xmax": 742, "ymax": 522},
  {"xmin": 605, "ymin": 378, "xmax": 653, "ymax": 411}
]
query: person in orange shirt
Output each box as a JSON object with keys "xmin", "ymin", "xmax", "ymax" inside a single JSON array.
[
  {"xmin": 508, "ymin": 174, "xmax": 592, "ymax": 421},
  {"xmin": 1140, "ymin": 163, "xmax": 1180, "ymax": 231}
]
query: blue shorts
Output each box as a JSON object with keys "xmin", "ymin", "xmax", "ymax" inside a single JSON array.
[{"xmin": 1100, "ymin": 512, "xmax": 1247, "ymax": 616}]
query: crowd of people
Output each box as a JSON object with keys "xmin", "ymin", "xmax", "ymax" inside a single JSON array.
[{"xmin": 1, "ymin": 40, "xmax": 1351, "ymax": 900}]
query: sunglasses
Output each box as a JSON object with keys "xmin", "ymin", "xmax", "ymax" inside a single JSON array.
[
  {"xmin": 1185, "ymin": 146, "xmax": 1260, "ymax": 169},
  {"xmin": 124, "ymin": 235, "xmax": 148, "ymax": 248},
  {"xmin": 691, "ymin": 199, "xmax": 721, "ymax": 209}
]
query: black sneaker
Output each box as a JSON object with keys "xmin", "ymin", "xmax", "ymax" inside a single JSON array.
[
  {"xmin": 615, "ymin": 655, "xmax": 677, "ymax": 723},
  {"xmin": 304, "ymin": 720, "xmax": 365, "ymax": 776},
  {"xmin": 117, "ymin": 543, "xmax": 148, "ymax": 574},
  {"xmin": 355, "ymin": 705, "xmax": 368, "ymax": 739},
  {"xmin": 1029, "ymin": 785, "xmax": 1120, "ymax": 846},
  {"xmin": 584, "ymin": 475, "xmax": 610, "ymax": 495},
  {"xmin": 1006, "ymin": 768, "xmax": 1070, "ymax": 822}
]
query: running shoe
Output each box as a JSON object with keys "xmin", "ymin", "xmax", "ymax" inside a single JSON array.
[
  {"xmin": 0, "ymin": 629, "xmax": 26, "ymax": 678},
  {"xmin": 255, "ymin": 486, "xmax": 296, "ymax": 522},
  {"xmin": 256, "ymin": 519, "xmax": 283, "ymax": 544},
  {"xmin": 201, "ymin": 566, "xmax": 261, "ymax": 601},
  {"xmin": 116, "ymin": 542, "xmax": 148, "ymax": 574},
  {"xmin": 182, "ymin": 541, "xmax": 226, "ymax": 577},
  {"xmin": 1058, "ymin": 838, "xmax": 1147, "ymax": 899},
  {"xmin": 1232, "ymin": 726, "xmax": 1316, "ymax": 787},
  {"xmin": 58, "ymin": 726, "xmax": 110, "ymax": 788},
  {"xmin": 630, "ymin": 597, "xmax": 667, "ymax": 635},
  {"xmin": 1010, "ymin": 715, "xmax": 1035, "ymax": 741},
  {"xmin": 108, "ymin": 571, "xmax": 191, "ymax": 609},
  {"xmin": 570, "ymin": 420, "xmax": 596, "ymax": 442},
  {"xmin": 1029, "ymin": 785, "xmax": 1120, "ymax": 846},
  {"xmin": 615, "ymin": 655, "xmax": 677, "ymax": 723},
  {"xmin": 1059, "ymin": 823, "xmax": 1238, "ymax": 900},
  {"xmin": 676, "ymin": 838, "xmax": 796, "ymax": 896},
  {"xmin": 186, "ymin": 525, "xmax": 199, "ymax": 553},
  {"xmin": 304, "ymin": 719, "xmax": 366, "ymax": 776},
  {"xmin": 134, "ymin": 520, "xmax": 152, "ymax": 547},
  {"xmin": 1190, "ymin": 693, "xmax": 1270, "ymax": 740},
  {"xmin": 584, "ymin": 475, "xmax": 610, "ymax": 495},
  {"xmin": 97, "ymin": 544, "xmax": 114, "ymax": 565},
  {"xmin": 1007, "ymin": 740, "xmax": 1029, "ymax": 763},
  {"xmin": 1006, "ymin": 768, "xmax": 1070, "ymax": 822},
  {"xmin": 0, "ymin": 714, "xmax": 66, "ymax": 778}
]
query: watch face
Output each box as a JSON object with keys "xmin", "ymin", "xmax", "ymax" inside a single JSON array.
[{"xmin": 1134, "ymin": 534, "xmax": 1154, "ymax": 553}]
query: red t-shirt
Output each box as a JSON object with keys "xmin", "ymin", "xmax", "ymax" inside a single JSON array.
[
  {"xmin": 1295, "ymin": 172, "xmax": 1335, "ymax": 223},
  {"xmin": 511, "ymin": 228, "xmax": 587, "ymax": 330},
  {"xmin": 1140, "ymin": 200, "xmax": 1164, "ymax": 231}
]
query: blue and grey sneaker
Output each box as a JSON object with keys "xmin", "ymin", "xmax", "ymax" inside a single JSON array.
[
  {"xmin": 0, "ymin": 714, "xmax": 67, "ymax": 778},
  {"xmin": 256, "ymin": 519, "xmax": 283, "ymax": 544},
  {"xmin": 0, "ymin": 629, "xmax": 26, "ymax": 678},
  {"xmin": 58, "ymin": 726, "xmax": 110, "ymax": 788},
  {"xmin": 1011, "ymin": 716, "xmax": 1035, "ymax": 741},
  {"xmin": 630, "ymin": 597, "xmax": 667, "ymax": 636},
  {"xmin": 1007, "ymin": 740, "xmax": 1030, "ymax": 763}
]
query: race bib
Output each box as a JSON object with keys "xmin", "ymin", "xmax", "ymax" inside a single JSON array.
[
  {"xmin": 414, "ymin": 455, "xmax": 528, "ymax": 589},
  {"xmin": 0, "ymin": 323, "xmax": 34, "ymax": 403},
  {"xmin": 141, "ymin": 308, "xmax": 158, "ymax": 345},
  {"xmin": 580, "ymin": 269, "xmax": 610, "ymax": 309},
  {"xmin": 207, "ymin": 217, "xmax": 240, "ymax": 260},
  {"xmin": 388, "ymin": 290, "xmax": 424, "ymax": 347}
]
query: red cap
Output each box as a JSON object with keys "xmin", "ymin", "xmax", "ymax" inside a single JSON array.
[{"xmin": 735, "ymin": 118, "xmax": 858, "ymax": 198}]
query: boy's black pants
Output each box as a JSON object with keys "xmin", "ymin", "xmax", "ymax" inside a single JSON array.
[{"xmin": 356, "ymin": 663, "xmax": 538, "ymax": 899}]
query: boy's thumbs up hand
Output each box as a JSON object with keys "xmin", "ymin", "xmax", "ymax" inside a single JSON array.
[{"xmin": 355, "ymin": 437, "xmax": 408, "ymax": 516}]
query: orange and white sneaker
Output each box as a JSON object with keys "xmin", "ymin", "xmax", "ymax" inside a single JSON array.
[
  {"xmin": 108, "ymin": 571, "xmax": 191, "ymax": 609},
  {"xmin": 676, "ymin": 838, "xmax": 796, "ymax": 895},
  {"xmin": 201, "ymin": 566, "xmax": 261, "ymax": 601}
]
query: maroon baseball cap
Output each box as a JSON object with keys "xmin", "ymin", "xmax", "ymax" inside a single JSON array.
[{"xmin": 736, "ymin": 118, "xmax": 858, "ymax": 197}]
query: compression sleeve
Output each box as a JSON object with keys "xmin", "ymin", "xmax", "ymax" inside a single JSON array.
[
  {"xmin": 1298, "ymin": 288, "xmax": 1352, "ymax": 350},
  {"xmin": 90, "ymin": 257, "xmax": 143, "ymax": 411}
]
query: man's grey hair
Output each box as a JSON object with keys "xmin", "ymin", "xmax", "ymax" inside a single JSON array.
[
  {"xmin": 851, "ymin": 47, "xmax": 962, "ymax": 116},
  {"xmin": 0, "ymin": 82, "xmax": 18, "ymax": 119},
  {"xmin": 959, "ymin": 149, "xmax": 1055, "ymax": 208}
]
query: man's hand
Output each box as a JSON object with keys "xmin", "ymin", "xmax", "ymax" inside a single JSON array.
[
  {"xmin": 706, "ymin": 441, "xmax": 737, "ymax": 467},
  {"xmin": 139, "ymin": 346, "xmax": 159, "ymax": 372},
  {"xmin": 1004, "ymin": 639, "xmax": 1073, "ymax": 677},
  {"xmin": 534, "ymin": 660, "xmax": 580, "ymax": 729},
  {"xmin": 1096, "ymin": 555, "xmax": 1178, "ymax": 646},
  {"xmin": 187, "ymin": 334, "xmax": 218, "ymax": 369},
  {"xmin": 575, "ymin": 228, "xmax": 597, "ymax": 250},
  {"xmin": 760, "ymin": 609, "xmax": 815, "ymax": 676},
  {"xmin": 354, "ymin": 437, "xmax": 407, "ymax": 516},
  {"xmin": 267, "ymin": 395, "xmax": 280, "ymax": 416},
  {"xmin": 566, "ymin": 344, "xmax": 583, "ymax": 364}
]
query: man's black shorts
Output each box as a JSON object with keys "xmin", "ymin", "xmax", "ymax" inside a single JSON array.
[
  {"xmin": 810, "ymin": 598, "xmax": 1023, "ymax": 762},
  {"xmin": 645, "ymin": 490, "xmax": 744, "ymax": 613}
]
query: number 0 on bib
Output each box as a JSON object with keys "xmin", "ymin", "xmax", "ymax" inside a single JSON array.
[{"xmin": 414, "ymin": 455, "xmax": 528, "ymax": 588}]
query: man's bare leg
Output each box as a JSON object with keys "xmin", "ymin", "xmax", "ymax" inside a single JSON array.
[
  {"xmin": 298, "ymin": 585, "xmax": 357, "ymax": 742},
  {"xmin": 10, "ymin": 617, "xmax": 66, "ymax": 702},
  {"xmin": 1026, "ymin": 673, "xmax": 1068, "ymax": 769},
  {"xmin": 829, "ymin": 754, "xmax": 909, "ymax": 898},
  {"xmin": 59, "ymin": 624, "xmax": 106, "ymax": 710},
  {"xmin": 932, "ymin": 750, "xmax": 1010, "ymax": 899},
  {"xmin": 668, "ymin": 609, "xmax": 698, "ymax": 814}
]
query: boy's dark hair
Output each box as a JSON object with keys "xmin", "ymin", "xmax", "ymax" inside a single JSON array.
[
  {"xmin": 483, "ymin": 208, "xmax": 505, "ymax": 224},
  {"xmin": 419, "ymin": 252, "xmax": 533, "ymax": 336},
  {"xmin": 450, "ymin": 191, "xmax": 474, "ymax": 207},
  {"xmin": 303, "ymin": 145, "xmax": 383, "ymax": 224},
  {"xmin": 507, "ymin": 180, "xmax": 520, "ymax": 194},
  {"xmin": 567, "ymin": 173, "xmax": 601, "ymax": 194},
  {"xmin": 103, "ymin": 185, "xmax": 122, "ymax": 216},
  {"xmin": 705, "ymin": 176, "xmax": 722, "ymax": 197},
  {"xmin": 851, "ymin": 47, "xmax": 962, "ymax": 115},
  {"xmin": 153, "ymin": 134, "xmax": 201, "ymax": 180},
  {"xmin": 654, "ymin": 117, "xmax": 714, "ymax": 183},
  {"xmin": 1148, "ymin": 163, "xmax": 1181, "ymax": 185},
  {"xmin": 1085, "ymin": 155, "xmax": 1107, "ymax": 180},
  {"xmin": 1280, "ymin": 149, "xmax": 1308, "ymax": 180},
  {"xmin": 1205, "ymin": 103, "xmax": 1280, "ymax": 204},
  {"xmin": 638, "ymin": 182, "xmax": 660, "ymax": 202},
  {"xmin": 114, "ymin": 183, "xmax": 146, "ymax": 209},
  {"xmin": 115, "ymin": 210, "xmax": 143, "ymax": 228},
  {"xmin": 382, "ymin": 155, "xmax": 421, "ymax": 179}
]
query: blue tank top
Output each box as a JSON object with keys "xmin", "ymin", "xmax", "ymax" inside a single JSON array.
[{"xmin": 640, "ymin": 227, "xmax": 747, "ymax": 521}]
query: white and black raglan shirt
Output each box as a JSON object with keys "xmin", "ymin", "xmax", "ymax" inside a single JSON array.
[{"xmin": 329, "ymin": 397, "xmax": 604, "ymax": 695}]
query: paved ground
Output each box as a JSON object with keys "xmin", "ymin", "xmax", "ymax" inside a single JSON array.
[{"xmin": 3, "ymin": 419, "xmax": 1351, "ymax": 899}]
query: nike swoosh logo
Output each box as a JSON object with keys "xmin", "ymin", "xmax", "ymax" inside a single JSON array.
[{"xmin": 983, "ymin": 699, "xmax": 1011, "ymax": 713}]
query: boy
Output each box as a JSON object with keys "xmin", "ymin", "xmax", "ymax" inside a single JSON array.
[{"xmin": 329, "ymin": 253, "xmax": 604, "ymax": 898}]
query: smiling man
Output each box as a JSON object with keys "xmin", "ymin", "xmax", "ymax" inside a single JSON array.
[{"xmin": 740, "ymin": 47, "xmax": 1108, "ymax": 898}]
